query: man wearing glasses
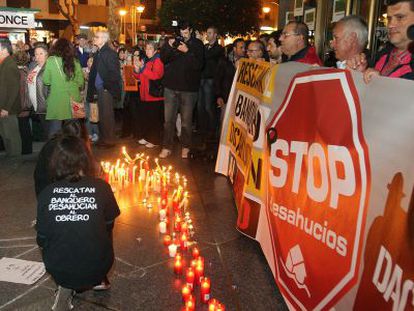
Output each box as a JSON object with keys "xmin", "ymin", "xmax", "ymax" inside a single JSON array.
[{"xmin": 280, "ymin": 21, "xmax": 322, "ymax": 66}]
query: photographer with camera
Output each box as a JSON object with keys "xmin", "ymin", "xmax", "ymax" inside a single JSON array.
[{"xmin": 159, "ymin": 21, "xmax": 204, "ymax": 159}]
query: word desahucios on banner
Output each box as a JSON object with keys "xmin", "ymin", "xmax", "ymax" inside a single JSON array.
[{"xmin": 215, "ymin": 59, "xmax": 414, "ymax": 311}]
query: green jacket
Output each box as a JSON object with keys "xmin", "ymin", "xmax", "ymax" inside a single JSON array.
[
  {"xmin": 0, "ymin": 56, "xmax": 21, "ymax": 115},
  {"xmin": 43, "ymin": 56, "xmax": 84, "ymax": 120}
]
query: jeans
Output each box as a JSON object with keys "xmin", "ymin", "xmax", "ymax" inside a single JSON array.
[
  {"xmin": 197, "ymin": 79, "xmax": 217, "ymax": 137},
  {"xmin": 163, "ymin": 88, "xmax": 198, "ymax": 149},
  {"xmin": 47, "ymin": 120, "xmax": 63, "ymax": 138}
]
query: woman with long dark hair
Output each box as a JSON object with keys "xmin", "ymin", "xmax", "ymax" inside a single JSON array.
[
  {"xmin": 36, "ymin": 135, "xmax": 120, "ymax": 310},
  {"xmin": 43, "ymin": 38, "xmax": 84, "ymax": 137}
]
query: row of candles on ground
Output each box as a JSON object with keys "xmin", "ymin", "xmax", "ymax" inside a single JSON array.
[
  {"xmin": 101, "ymin": 147, "xmax": 188, "ymax": 193},
  {"xmin": 158, "ymin": 193, "xmax": 225, "ymax": 310},
  {"xmin": 104, "ymin": 147, "xmax": 225, "ymax": 310}
]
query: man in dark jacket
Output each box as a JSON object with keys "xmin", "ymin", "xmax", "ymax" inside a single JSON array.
[
  {"xmin": 198, "ymin": 26, "xmax": 224, "ymax": 146},
  {"xmin": 214, "ymin": 38, "xmax": 246, "ymax": 124},
  {"xmin": 0, "ymin": 38, "xmax": 21, "ymax": 156},
  {"xmin": 76, "ymin": 33, "xmax": 89, "ymax": 68},
  {"xmin": 87, "ymin": 31, "xmax": 121, "ymax": 147},
  {"xmin": 159, "ymin": 21, "xmax": 204, "ymax": 159},
  {"xmin": 280, "ymin": 21, "xmax": 322, "ymax": 65}
]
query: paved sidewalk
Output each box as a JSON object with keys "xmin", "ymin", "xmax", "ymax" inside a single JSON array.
[{"xmin": 0, "ymin": 141, "xmax": 287, "ymax": 310}]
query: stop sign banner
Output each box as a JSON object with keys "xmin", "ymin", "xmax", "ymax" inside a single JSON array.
[{"xmin": 266, "ymin": 69, "xmax": 371, "ymax": 310}]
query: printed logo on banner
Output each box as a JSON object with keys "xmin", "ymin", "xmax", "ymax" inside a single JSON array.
[
  {"xmin": 354, "ymin": 173, "xmax": 414, "ymax": 311},
  {"xmin": 266, "ymin": 70, "xmax": 371, "ymax": 310}
]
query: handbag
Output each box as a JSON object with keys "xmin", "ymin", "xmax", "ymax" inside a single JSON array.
[
  {"xmin": 89, "ymin": 102, "xmax": 99, "ymax": 123},
  {"xmin": 54, "ymin": 57, "xmax": 85, "ymax": 119},
  {"xmin": 148, "ymin": 61, "xmax": 163, "ymax": 97}
]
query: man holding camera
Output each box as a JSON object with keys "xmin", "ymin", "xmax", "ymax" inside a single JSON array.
[{"xmin": 159, "ymin": 21, "xmax": 204, "ymax": 159}]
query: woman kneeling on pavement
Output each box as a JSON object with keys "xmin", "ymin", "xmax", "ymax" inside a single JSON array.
[
  {"xmin": 133, "ymin": 41, "xmax": 164, "ymax": 149},
  {"xmin": 36, "ymin": 135, "xmax": 120, "ymax": 311}
]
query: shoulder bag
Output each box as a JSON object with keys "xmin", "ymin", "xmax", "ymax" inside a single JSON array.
[{"xmin": 54, "ymin": 57, "xmax": 85, "ymax": 119}]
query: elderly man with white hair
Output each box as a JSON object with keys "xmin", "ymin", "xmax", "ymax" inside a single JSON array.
[
  {"xmin": 330, "ymin": 15, "xmax": 369, "ymax": 70},
  {"xmin": 87, "ymin": 31, "xmax": 121, "ymax": 148}
]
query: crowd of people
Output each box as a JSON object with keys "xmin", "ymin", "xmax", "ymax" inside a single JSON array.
[{"xmin": 0, "ymin": 0, "xmax": 413, "ymax": 309}]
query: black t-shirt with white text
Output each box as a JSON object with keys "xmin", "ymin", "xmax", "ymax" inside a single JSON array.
[{"xmin": 36, "ymin": 176, "xmax": 120, "ymax": 289}]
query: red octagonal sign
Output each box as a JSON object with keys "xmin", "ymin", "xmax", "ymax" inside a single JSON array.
[{"xmin": 266, "ymin": 69, "xmax": 371, "ymax": 310}]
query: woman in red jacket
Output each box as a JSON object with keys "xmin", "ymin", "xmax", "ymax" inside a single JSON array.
[{"xmin": 133, "ymin": 41, "xmax": 164, "ymax": 148}]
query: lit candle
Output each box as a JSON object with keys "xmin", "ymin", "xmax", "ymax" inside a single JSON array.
[
  {"xmin": 180, "ymin": 233, "xmax": 188, "ymax": 251},
  {"xmin": 185, "ymin": 295, "xmax": 195, "ymax": 311},
  {"xmin": 200, "ymin": 277, "xmax": 211, "ymax": 303},
  {"xmin": 190, "ymin": 259, "xmax": 198, "ymax": 269},
  {"xmin": 181, "ymin": 284, "xmax": 191, "ymax": 302},
  {"xmin": 174, "ymin": 259, "xmax": 183, "ymax": 275},
  {"xmin": 186, "ymin": 267, "xmax": 195, "ymax": 290},
  {"xmin": 208, "ymin": 299, "xmax": 218, "ymax": 311},
  {"xmin": 192, "ymin": 247, "xmax": 200, "ymax": 259},
  {"xmin": 216, "ymin": 303, "xmax": 225, "ymax": 311},
  {"xmin": 168, "ymin": 244, "xmax": 177, "ymax": 257},
  {"xmin": 159, "ymin": 221, "xmax": 167, "ymax": 234},
  {"xmin": 163, "ymin": 235, "xmax": 172, "ymax": 246},
  {"xmin": 181, "ymin": 222, "xmax": 188, "ymax": 235},
  {"xmin": 174, "ymin": 215, "xmax": 182, "ymax": 232},
  {"xmin": 195, "ymin": 263, "xmax": 204, "ymax": 285}
]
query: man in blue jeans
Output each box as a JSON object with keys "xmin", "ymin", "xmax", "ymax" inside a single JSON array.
[{"xmin": 159, "ymin": 21, "xmax": 204, "ymax": 158}]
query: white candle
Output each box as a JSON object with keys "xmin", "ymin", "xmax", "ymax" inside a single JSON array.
[
  {"xmin": 159, "ymin": 209, "xmax": 166, "ymax": 221},
  {"xmin": 168, "ymin": 244, "xmax": 177, "ymax": 257},
  {"xmin": 159, "ymin": 221, "xmax": 167, "ymax": 234}
]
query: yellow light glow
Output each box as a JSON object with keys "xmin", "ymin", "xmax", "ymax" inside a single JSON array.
[
  {"xmin": 119, "ymin": 9, "xmax": 127, "ymax": 16},
  {"xmin": 262, "ymin": 6, "xmax": 271, "ymax": 14},
  {"xmin": 137, "ymin": 5, "xmax": 145, "ymax": 13}
]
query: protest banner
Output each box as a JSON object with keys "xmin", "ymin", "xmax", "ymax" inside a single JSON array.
[{"xmin": 216, "ymin": 59, "xmax": 414, "ymax": 310}]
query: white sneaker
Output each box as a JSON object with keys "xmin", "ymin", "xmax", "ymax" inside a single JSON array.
[
  {"xmin": 181, "ymin": 148, "xmax": 190, "ymax": 159},
  {"xmin": 138, "ymin": 139, "xmax": 148, "ymax": 145},
  {"xmin": 145, "ymin": 142, "xmax": 157, "ymax": 149},
  {"xmin": 159, "ymin": 149, "xmax": 171, "ymax": 158}
]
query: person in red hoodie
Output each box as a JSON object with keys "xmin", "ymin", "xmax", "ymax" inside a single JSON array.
[
  {"xmin": 280, "ymin": 21, "xmax": 322, "ymax": 66},
  {"xmin": 133, "ymin": 41, "xmax": 164, "ymax": 148}
]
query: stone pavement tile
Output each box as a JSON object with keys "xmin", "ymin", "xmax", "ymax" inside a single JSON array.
[{"xmin": 218, "ymin": 236, "xmax": 288, "ymax": 311}]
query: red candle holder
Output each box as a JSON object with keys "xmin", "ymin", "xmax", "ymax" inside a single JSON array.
[
  {"xmin": 163, "ymin": 235, "xmax": 172, "ymax": 246},
  {"xmin": 174, "ymin": 259, "xmax": 183, "ymax": 275},
  {"xmin": 181, "ymin": 284, "xmax": 191, "ymax": 302},
  {"xmin": 174, "ymin": 216, "xmax": 182, "ymax": 232},
  {"xmin": 192, "ymin": 247, "xmax": 200, "ymax": 259},
  {"xmin": 181, "ymin": 222, "xmax": 189, "ymax": 234},
  {"xmin": 185, "ymin": 267, "xmax": 195, "ymax": 290},
  {"xmin": 216, "ymin": 303, "xmax": 225, "ymax": 311},
  {"xmin": 184, "ymin": 295, "xmax": 195, "ymax": 310},
  {"xmin": 195, "ymin": 263, "xmax": 204, "ymax": 285},
  {"xmin": 190, "ymin": 259, "xmax": 198, "ymax": 269},
  {"xmin": 200, "ymin": 277, "xmax": 211, "ymax": 303},
  {"xmin": 180, "ymin": 233, "xmax": 188, "ymax": 251},
  {"xmin": 208, "ymin": 299, "xmax": 219, "ymax": 311}
]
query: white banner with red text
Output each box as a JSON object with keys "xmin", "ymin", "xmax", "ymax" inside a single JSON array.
[{"xmin": 215, "ymin": 58, "xmax": 414, "ymax": 310}]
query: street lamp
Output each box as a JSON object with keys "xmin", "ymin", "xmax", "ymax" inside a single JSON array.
[{"xmin": 131, "ymin": 3, "xmax": 145, "ymax": 46}]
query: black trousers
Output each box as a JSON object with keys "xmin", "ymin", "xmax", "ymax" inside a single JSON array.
[
  {"xmin": 123, "ymin": 91, "xmax": 140, "ymax": 138},
  {"xmin": 139, "ymin": 100, "xmax": 163, "ymax": 145},
  {"xmin": 17, "ymin": 116, "xmax": 33, "ymax": 154},
  {"xmin": 97, "ymin": 89, "xmax": 116, "ymax": 144}
]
